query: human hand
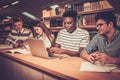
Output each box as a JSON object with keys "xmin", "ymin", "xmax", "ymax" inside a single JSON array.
[
  {"xmin": 87, "ymin": 51, "xmax": 100, "ymax": 63},
  {"xmin": 13, "ymin": 40, "xmax": 24, "ymax": 48},
  {"xmin": 48, "ymin": 47, "xmax": 64, "ymax": 54},
  {"xmin": 95, "ymin": 53, "xmax": 114, "ymax": 65},
  {"xmin": 13, "ymin": 43, "xmax": 19, "ymax": 48}
]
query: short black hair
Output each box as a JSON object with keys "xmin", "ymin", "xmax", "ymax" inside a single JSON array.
[
  {"xmin": 12, "ymin": 17, "xmax": 22, "ymax": 23},
  {"xmin": 95, "ymin": 11, "xmax": 117, "ymax": 28},
  {"xmin": 62, "ymin": 10, "xmax": 77, "ymax": 20}
]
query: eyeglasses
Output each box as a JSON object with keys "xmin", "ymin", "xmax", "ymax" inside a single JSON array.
[{"xmin": 96, "ymin": 23, "xmax": 107, "ymax": 29}]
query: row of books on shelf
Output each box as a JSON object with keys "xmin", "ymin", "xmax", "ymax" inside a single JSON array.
[
  {"xmin": 43, "ymin": 12, "xmax": 120, "ymax": 29},
  {"xmin": 42, "ymin": 0, "xmax": 112, "ymax": 17},
  {"xmin": 80, "ymin": 14, "xmax": 96, "ymax": 27},
  {"xmin": 116, "ymin": 13, "xmax": 120, "ymax": 27},
  {"xmin": 44, "ymin": 18, "xmax": 63, "ymax": 28},
  {"xmin": 80, "ymin": 13, "xmax": 120, "ymax": 28},
  {"xmin": 82, "ymin": 0, "xmax": 112, "ymax": 12}
]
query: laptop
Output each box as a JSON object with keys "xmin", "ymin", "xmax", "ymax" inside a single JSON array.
[{"xmin": 26, "ymin": 38, "xmax": 70, "ymax": 59}]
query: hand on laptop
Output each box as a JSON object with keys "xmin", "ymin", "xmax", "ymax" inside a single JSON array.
[{"xmin": 48, "ymin": 47, "xmax": 65, "ymax": 54}]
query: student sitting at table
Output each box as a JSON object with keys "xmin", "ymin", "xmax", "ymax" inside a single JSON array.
[
  {"xmin": 80, "ymin": 11, "xmax": 120, "ymax": 65},
  {"xmin": 5, "ymin": 17, "xmax": 33, "ymax": 48},
  {"xmin": 33, "ymin": 20, "xmax": 54, "ymax": 48},
  {"xmin": 49, "ymin": 10, "xmax": 90, "ymax": 56}
]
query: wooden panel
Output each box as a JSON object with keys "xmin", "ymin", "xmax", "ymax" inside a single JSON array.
[{"xmin": 0, "ymin": 54, "xmax": 59, "ymax": 80}]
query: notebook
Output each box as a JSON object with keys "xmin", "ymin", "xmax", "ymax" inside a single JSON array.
[
  {"xmin": 26, "ymin": 38, "xmax": 70, "ymax": 59},
  {"xmin": 80, "ymin": 61, "xmax": 118, "ymax": 72}
]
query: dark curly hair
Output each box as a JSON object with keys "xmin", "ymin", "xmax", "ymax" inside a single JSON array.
[
  {"xmin": 62, "ymin": 10, "xmax": 78, "ymax": 20},
  {"xmin": 95, "ymin": 11, "xmax": 117, "ymax": 28}
]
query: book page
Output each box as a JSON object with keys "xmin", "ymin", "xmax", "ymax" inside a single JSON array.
[
  {"xmin": 3, "ymin": 48, "xmax": 31, "ymax": 54},
  {"xmin": 0, "ymin": 44, "xmax": 12, "ymax": 49},
  {"xmin": 80, "ymin": 62, "xmax": 117, "ymax": 72}
]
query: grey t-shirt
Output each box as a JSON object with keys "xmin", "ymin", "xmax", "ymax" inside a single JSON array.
[{"xmin": 82, "ymin": 29, "xmax": 120, "ymax": 58}]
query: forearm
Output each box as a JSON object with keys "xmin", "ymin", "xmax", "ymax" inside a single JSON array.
[
  {"xmin": 80, "ymin": 51, "xmax": 90, "ymax": 60},
  {"xmin": 62, "ymin": 49, "xmax": 79, "ymax": 56},
  {"xmin": 111, "ymin": 58, "xmax": 120, "ymax": 65},
  {"xmin": 53, "ymin": 43, "xmax": 60, "ymax": 48}
]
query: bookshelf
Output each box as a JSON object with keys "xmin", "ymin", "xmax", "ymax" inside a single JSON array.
[
  {"xmin": 41, "ymin": 0, "xmax": 114, "ymax": 34},
  {"xmin": 0, "ymin": 23, "xmax": 11, "ymax": 44}
]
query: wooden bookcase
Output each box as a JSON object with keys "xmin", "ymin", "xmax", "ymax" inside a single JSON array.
[
  {"xmin": 42, "ymin": 0, "xmax": 114, "ymax": 29},
  {"xmin": 41, "ymin": 0, "xmax": 115, "ymax": 39},
  {"xmin": 0, "ymin": 23, "xmax": 12, "ymax": 44}
]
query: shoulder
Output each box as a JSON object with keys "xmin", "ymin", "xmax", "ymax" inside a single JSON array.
[
  {"xmin": 76, "ymin": 28, "xmax": 89, "ymax": 35},
  {"xmin": 59, "ymin": 29, "xmax": 66, "ymax": 32},
  {"xmin": 92, "ymin": 34, "xmax": 103, "ymax": 40},
  {"xmin": 23, "ymin": 28, "xmax": 32, "ymax": 33},
  {"xmin": 23, "ymin": 28, "xmax": 32, "ymax": 31},
  {"xmin": 77, "ymin": 28, "xmax": 88, "ymax": 33},
  {"xmin": 10, "ymin": 29, "xmax": 17, "ymax": 33},
  {"xmin": 58, "ymin": 29, "xmax": 67, "ymax": 34}
]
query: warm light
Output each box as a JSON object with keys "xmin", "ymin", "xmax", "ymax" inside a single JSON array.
[
  {"xmin": 11, "ymin": 1, "xmax": 19, "ymax": 5},
  {"xmin": 6, "ymin": 16, "xmax": 12, "ymax": 19},
  {"xmin": 50, "ymin": 5, "xmax": 59, "ymax": 9},
  {"xmin": 3, "ymin": 5, "xmax": 9, "ymax": 8},
  {"xmin": 22, "ymin": 12, "xmax": 39, "ymax": 20}
]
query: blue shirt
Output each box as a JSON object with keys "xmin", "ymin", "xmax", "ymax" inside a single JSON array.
[{"xmin": 82, "ymin": 29, "xmax": 120, "ymax": 58}]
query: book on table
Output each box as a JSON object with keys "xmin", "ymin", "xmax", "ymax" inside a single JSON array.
[{"xmin": 2, "ymin": 48, "xmax": 31, "ymax": 54}]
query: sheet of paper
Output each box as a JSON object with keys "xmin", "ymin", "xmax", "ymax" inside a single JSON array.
[{"xmin": 80, "ymin": 62, "xmax": 117, "ymax": 72}]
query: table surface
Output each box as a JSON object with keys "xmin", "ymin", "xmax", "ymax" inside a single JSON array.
[{"xmin": 0, "ymin": 51, "xmax": 120, "ymax": 80}]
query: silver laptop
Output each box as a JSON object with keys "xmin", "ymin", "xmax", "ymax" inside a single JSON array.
[{"xmin": 26, "ymin": 38, "xmax": 70, "ymax": 59}]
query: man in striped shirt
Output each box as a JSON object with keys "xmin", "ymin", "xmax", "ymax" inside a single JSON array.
[
  {"xmin": 5, "ymin": 17, "xmax": 33, "ymax": 48},
  {"xmin": 49, "ymin": 11, "xmax": 90, "ymax": 56}
]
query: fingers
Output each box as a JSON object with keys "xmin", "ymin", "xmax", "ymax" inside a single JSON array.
[
  {"xmin": 95, "ymin": 54, "xmax": 107, "ymax": 65},
  {"xmin": 88, "ymin": 55, "xmax": 96, "ymax": 63},
  {"xmin": 48, "ymin": 47, "xmax": 58, "ymax": 54}
]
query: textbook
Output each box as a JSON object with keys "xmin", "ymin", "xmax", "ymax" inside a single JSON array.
[
  {"xmin": 80, "ymin": 61, "xmax": 118, "ymax": 72},
  {"xmin": 0, "ymin": 44, "xmax": 12, "ymax": 49},
  {"xmin": 3, "ymin": 48, "xmax": 31, "ymax": 54}
]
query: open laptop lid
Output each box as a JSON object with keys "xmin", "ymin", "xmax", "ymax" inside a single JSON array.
[{"xmin": 26, "ymin": 38, "xmax": 50, "ymax": 59}]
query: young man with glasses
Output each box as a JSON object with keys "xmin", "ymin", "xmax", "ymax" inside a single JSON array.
[
  {"xmin": 5, "ymin": 17, "xmax": 33, "ymax": 48},
  {"xmin": 80, "ymin": 11, "xmax": 120, "ymax": 65}
]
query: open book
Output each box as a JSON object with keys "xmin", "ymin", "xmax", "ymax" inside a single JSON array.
[
  {"xmin": 0, "ymin": 44, "xmax": 12, "ymax": 49},
  {"xmin": 80, "ymin": 61, "xmax": 118, "ymax": 72},
  {"xmin": 2, "ymin": 48, "xmax": 31, "ymax": 54}
]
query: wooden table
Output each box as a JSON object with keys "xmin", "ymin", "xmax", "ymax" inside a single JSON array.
[{"xmin": 0, "ymin": 51, "xmax": 120, "ymax": 80}]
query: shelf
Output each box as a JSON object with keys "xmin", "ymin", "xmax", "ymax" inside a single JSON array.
[
  {"xmin": 41, "ymin": 8, "xmax": 114, "ymax": 20},
  {"xmin": 78, "ymin": 8, "xmax": 114, "ymax": 15},
  {"xmin": 80, "ymin": 26, "xmax": 97, "ymax": 31},
  {"xmin": 0, "ymin": 23, "xmax": 12, "ymax": 27},
  {"xmin": 41, "ymin": 0, "xmax": 115, "ymax": 33},
  {"xmin": 41, "ymin": 15, "xmax": 62, "ymax": 20},
  {"xmin": 49, "ymin": 27, "xmax": 64, "ymax": 32}
]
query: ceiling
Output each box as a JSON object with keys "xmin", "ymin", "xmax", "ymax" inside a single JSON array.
[
  {"xmin": 0, "ymin": 0, "xmax": 68, "ymax": 23},
  {"xmin": 1, "ymin": 0, "xmax": 118, "ymax": 23},
  {"xmin": 0, "ymin": 0, "xmax": 98, "ymax": 23}
]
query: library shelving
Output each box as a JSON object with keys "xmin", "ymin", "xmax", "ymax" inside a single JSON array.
[{"xmin": 41, "ymin": 0, "xmax": 115, "ymax": 39}]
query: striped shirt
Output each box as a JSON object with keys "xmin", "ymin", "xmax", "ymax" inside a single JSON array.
[
  {"xmin": 56, "ymin": 28, "xmax": 90, "ymax": 51},
  {"xmin": 5, "ymin": 28, "xmax": 33, "ymax": 47}
]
